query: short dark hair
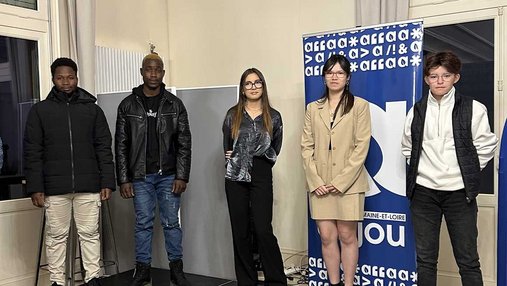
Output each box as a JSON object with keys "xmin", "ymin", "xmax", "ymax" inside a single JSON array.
[
  {"xmin": 424, "ymin": 51, "xmax": 461, "ymax": 76},
  {"xmin": 142, "ymin": 53, "xmax": 164, "ymax": 69},
  {"xmin": 51, "ymin": 57, "xmax": 78, "ymax": 77}
]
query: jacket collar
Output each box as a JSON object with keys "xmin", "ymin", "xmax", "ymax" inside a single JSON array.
[
  {"xmin": 317, "ymin": 99, "xmax": 344, "ymax": 130},
  {"xmin": 133, "ymin": 83, "xmax": 167, "ymax": 98},
  {"xmin": 428, "ymin": 86, "xmax": 455, "ymax": 107},
  {"xmin": 47, "ymin": 86, "xmax": 96, "ymax": 103}
]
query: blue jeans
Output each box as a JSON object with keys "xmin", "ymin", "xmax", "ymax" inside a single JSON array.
[
  {"xmin": 410, "ymin": 184, "xmax": 482, "ymax": 286},
  {"xmin": 133, "ymin": 174, "xmax": 182, "ymax": 263}
]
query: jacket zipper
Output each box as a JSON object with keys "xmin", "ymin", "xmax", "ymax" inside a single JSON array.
[
  {"xmin": 157, "ymin": 97, "xmax": 167, "ymax": 175},
  {"xmin": 67, "ymin": 102, "xmax": 75, "ymax": 192},
  {"xmin": 135, "ymin": 96, "xmax": 148, "ymax": 179},
  {"xmin": 437, "ymin": 103, "xmax": 441, "ymax": 137}
]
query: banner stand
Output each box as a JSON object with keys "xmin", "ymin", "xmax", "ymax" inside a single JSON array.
[
  {"xmin": 303, "ymin": 20, "xmax": 423, "ymax": 285},
  {"xmin": 497, "ymin": 120, "xmax": 507, "ymax": 286}
]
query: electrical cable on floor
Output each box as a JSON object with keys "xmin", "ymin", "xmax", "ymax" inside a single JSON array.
[
  {"xmin": 284, "ymin": 251, "xmax": 309, "ymax": 285},
  {"xmin": 283, "ymin": 249, "xmax": 308, "ymax": 264}
]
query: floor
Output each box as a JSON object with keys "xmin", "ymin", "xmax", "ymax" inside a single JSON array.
[
  {"xmin": 92, "ymin": 268, "xmax": 308, "ymax": 285},
  {"xmin": 97, "ymin": 268, "xmax": 237, "ymax": 286}
]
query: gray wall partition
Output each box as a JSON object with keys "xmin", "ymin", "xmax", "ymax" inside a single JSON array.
[
  {"xmin": 97, "ymin": 91, "xmax": 140, "ymax": 273},
  {"xmin": 177, "ymin": 86, "xmax": 237, "ymax": 279},
  {"xmin": 97, "ymin": 86, "xmax": 238, "ymax": 280}
]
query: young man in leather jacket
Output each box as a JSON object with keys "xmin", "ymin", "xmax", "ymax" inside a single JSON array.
[{"xmin": 115, "ymin": 53, "xmax": 192, "ymax": 286}]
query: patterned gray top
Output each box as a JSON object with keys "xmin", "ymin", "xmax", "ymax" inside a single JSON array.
[{"xmin": 222, "ymin": 107, "xmax": 283, "ymax": 182}]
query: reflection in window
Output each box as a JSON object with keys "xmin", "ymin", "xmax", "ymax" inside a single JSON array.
[
  {"xmin": 0, "ymin": 0, "xmax": 37, "ymax": 10},
  {"xmin": 424, "ymin": 19, "xmax": 495, "ymax": 194},
  {"xmin": 0, "ymin": 35, "xmax": 39, "ymax": 199}
]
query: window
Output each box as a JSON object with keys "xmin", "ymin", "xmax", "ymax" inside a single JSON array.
[
  {"xmin": 0, "ymin": 35, "xmax": 39, "ymax": 199},
  {"xmin": 0, "ymin": 0, "xmax": 36, "ymax": 10},
  {"xmin": 0, "ymin": 0, "xmax": 50, "ymax": 200}
]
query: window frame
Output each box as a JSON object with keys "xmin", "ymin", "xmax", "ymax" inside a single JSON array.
[
  {"xmin": 419, "ymin": 8, "xmax": 503, "ymax": 199},
  {"xmin": 0, "ymin": 0, "xmax": 52, "ymax": 97}
]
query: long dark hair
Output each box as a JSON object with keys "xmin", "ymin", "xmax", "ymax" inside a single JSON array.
[
  {"xmin": 319, "ymin": 54, "xmax": 354, "ymax": 116},
  {"xmin": 230, "ymin": 68, "xmax": 273, "ymax": 139}
]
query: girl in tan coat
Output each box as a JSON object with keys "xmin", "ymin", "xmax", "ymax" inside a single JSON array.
[{"xmin": 301, "ymin": 54, "xmax": 371, "ymax": 286}]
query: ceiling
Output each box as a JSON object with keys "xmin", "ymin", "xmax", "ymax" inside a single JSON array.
[{"xmin": 423, "ymin": 19, "xmax": 494, "ymax": 63}]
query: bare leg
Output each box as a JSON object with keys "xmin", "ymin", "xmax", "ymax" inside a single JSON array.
[
  {"xmin": 337, "ymin": 220, "xmax": 358, "ymax": 286},
  {"xmin": 316, "ymin": 220, "xmax": 341, "ymax": 284}
]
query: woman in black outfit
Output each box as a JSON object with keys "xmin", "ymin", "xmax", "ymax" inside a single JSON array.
[{"xmin": 222, "ymin": 68, "xmax": 286, "ymax": 286}]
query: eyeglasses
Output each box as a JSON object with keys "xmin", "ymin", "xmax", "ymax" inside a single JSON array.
[
  {"xmin": 244, "ymin": 80, "xmax": 263, "ymax": 90},
  {"xmin": 427, "ymin": 73, "xmax": 455, "ymax": 83},
  {"xmin": 324, "ymin": 71, "xmax": 347, "ymax": 78}
]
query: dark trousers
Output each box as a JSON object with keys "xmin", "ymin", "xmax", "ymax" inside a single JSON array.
[
  {"xmin": 410, "ymin": 184, "xmax": 482, "ymax": 286},
  {"xmin": 225, "ymin": 157, "xmax": 286, "ymax": 286}
]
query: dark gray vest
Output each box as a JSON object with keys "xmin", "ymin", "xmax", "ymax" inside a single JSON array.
[{"xmin": 406, "ymin": 93, "xmax": 481, "ymax": 202}]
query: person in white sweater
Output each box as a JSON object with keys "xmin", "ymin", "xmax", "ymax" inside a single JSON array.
[{"xmin": 401, "ymin": 51, "xmax": 497, "ymax": 286}]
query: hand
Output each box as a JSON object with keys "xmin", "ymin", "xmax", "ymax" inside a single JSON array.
[
  {"xmin": 326, "ymin": 184, "xmax": 339, "ymax": 193},
  {"xmin": 313, "ymin": 185, "xmax": 329, "ymax": 196},
  {"xmin": 225, "ymin": 150, "xmax": 233, "ymax": 160},
  {"xmin": 100, "ymin": 188, "xmax": 112, "ymax": 200},
  {"xmin": 31, "ymin": 192, "xmax": 45, "ymax": 208},
  {"xmin": 172, "ymin": 179, "xmax": 187, "ymax": 194},
  {"xmin": 120, "ymin": 183, "xmax": 134, "ymax": 199}
]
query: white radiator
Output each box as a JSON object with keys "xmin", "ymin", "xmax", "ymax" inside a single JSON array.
[{"xmin": 95, "ymin": 46, "xmax": 145, "ymax": 94}]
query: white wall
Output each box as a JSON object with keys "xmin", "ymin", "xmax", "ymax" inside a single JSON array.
[
  {"xmin": 95, "ymin": 0, "xmax": 170, "ymax": 63},
  {"xmin": 0, "ymin": 200, "xmax": 48, "ymax": 286}
]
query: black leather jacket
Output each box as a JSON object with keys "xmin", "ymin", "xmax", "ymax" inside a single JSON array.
[{"xmin": 115, "ymin": 85, "xmax": 191, "ymax": 185}]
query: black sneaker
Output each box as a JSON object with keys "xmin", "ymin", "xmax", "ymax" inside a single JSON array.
[
  {"xmin": 131, "ymin": 262, "xmax": 151, "ymax": 286},
  {"xmin": 169, "ymin": 259, "xmax": 191, "ymax": 286},
  {"xmin": 86, "ymin": 277, "xmax": 102, "ymax": 286},
  {"xmin": 51, "ymin": 283, "xmax": 63, "ymax": 286}
]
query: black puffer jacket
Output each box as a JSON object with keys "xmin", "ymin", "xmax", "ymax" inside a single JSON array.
[
  {"xmin": 115, "ymin": 85, "xmax": 191, "ymax": 184},
  {"xmin": 24, "ymin": 87, "xmax": 115, "ymax": 196}
]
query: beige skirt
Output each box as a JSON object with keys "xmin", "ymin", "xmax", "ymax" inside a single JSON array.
[
  {"xmin": 309, "ymin": 150, "xmax": 365, "ymax": 220},
  {"xmin": 309, "ymin": 191, "xmax": 364, "ymax": 220}
]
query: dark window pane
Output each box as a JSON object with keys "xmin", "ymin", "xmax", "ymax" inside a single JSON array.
[
  {"xmin": 0, "ymin": 0, "xmax": 37, "ymax": 10},
  {"xmin": 0, "ymin": 35, "xmax": 39, "ymax": 200}
]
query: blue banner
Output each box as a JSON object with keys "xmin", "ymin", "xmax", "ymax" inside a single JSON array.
[
  {"xmin": 303, "ymin": 20, "xmax": 424, "ymax": 286},
  {"xmin": 497, "ymin": 120, "xmax": 507, "ymax": 286}
]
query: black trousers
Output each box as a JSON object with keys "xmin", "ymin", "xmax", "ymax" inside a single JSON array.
[
  {"xmin": 410, "ymin": 184, "xmax": 482, "ymax": 286},
  {"xmin": 225, "ymin": 157, "xmax": 286, "ymax": 286}
]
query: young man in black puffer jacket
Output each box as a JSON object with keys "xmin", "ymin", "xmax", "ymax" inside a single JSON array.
[{"xmin": 24, "ymin": 57, "xmax": 115, "ymax": 286}]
